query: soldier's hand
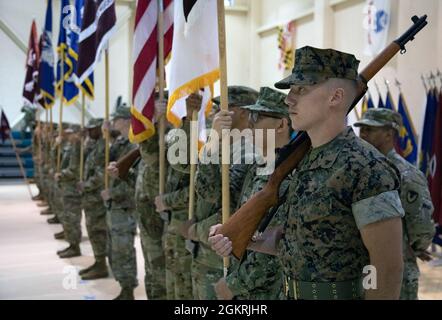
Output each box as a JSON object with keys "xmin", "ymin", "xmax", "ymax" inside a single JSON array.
[
  {"xmin": 154, "ymin": 195, "xmax": 171, "ymax": 212},
  {"xmin": 54, "ymin": 173, "xmax": 61, "ymax": 181},
  {"xmin": 211, "ymin": 110, "xmax": 234, "ymax": 138},
  {"xmin": 417, "ymin": 250, "xmax": 433, "ymax": 262},
  {"xmin": 55, "ymin": 135, "xmax": 62, "ymax": 146},
  {"xmin": 102, "ymin": 120, "xmax": 111, "ymax": 136},
  {"xmin": 178, "ymin": 219, "xmax": 196, "ymax": 240},
  {"xmin": 101, "ymin": 189, "xmax": 111, "ymax": 201},
  {"xmin": 154, "ymin": 100, "xmax": 167, "ymax": 119},
  {"xmin": 208, "ymin": 224, "xmax": 232, "ymax": 257},
  {"xmin": 185, "ymin": 93, "xmax": 202, "ymax": 119},
  {"xmin": 107, "ymin": 161, "xmax": 119, "ymax": 178},
  {"xmin": 214, "ymin": 278, "xmax": 234, "ymax": 300}
]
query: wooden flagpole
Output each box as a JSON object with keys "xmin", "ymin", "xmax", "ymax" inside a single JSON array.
[
  {"xmin": 158, "ymin": 0, "xmax": 166, "ymax": 197},
  {"xmin": 104, "ymin": 50, "xmax": 110, "ymax": 189},
  {"xmin": 2, "ymin": 107, "xmax": 33, "ymax": 198},
  {"xmin": 188, "ymin": 110, "xmax": 198, "ymax": 220},
  {"xmin": 217, "ymin": 0, "xmax": 230, "ymax": 276},
  {"xmin": 56, "ymin": 53, "xmax": 64, "ymax": 173},
  {"xmin": 79, "ymin": 92, "xmax": 85, "ymax": 181}
]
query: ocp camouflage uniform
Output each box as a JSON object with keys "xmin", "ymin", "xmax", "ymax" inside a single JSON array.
[
  {"xmin": 58, "ymin": 140, "xmax": 82, "ymax": 245},
  {"xmin": 354, "ymin": 108, "xmax": 435, "ymax": 300},
  {"xmin": 107, "ymin": 135, "xmax": 138, "ymax": 290},
  {"xmin": 190, "ymin": 86, "xmax": 259, "ymax": 300},
  {"xmin": 388, "ymin": 149, "xmax": 434, "ymax": 300},
  {"xmin": 135, "ymin": 131, "xmax": 167, "ymax": 300},
  {"xmin": 83, "ymin": 136, "xmax": 108, "ymax": 261}
]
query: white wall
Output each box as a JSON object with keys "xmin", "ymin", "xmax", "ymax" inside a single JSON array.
[
  {"xmin": 1, "ymin": 0, "xmax": 441, "ymax": 135},
  {"xmin": 0, "ymin": 0, "xmax": 134, "ymax": 125}
]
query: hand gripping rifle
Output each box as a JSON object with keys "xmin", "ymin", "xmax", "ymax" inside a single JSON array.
[
  {"xmin": 116, "ymin": 147, "xmax": 141, "ymax": 180},
  {"xmin": 217, "ymin": 15, "xmax": 428, "ymax": 260}
]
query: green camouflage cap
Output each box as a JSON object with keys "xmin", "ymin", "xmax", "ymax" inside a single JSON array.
[
  {"xmin": 241, "ymin": 87, "xmax": 288, "ymax": 118},
  {"xmin": 354, "ymin": 108, "xmax": 403, "ymax": 132},
  {"xmin": 212, "ymin": 86, "xmax": 259, "ymax": 108},
  {"xmin": 85, "ymin": 118, "xmax": 104, "ymax": 129},
  {"xmin": 111, "ymin": 104, "xmax": 131, "ymax": 120},
  {"xmin": 275, "ymin": 46, "xmax": 360, "ymax": 89},
  {"xmin": 64, "ymin": 123, "xmax": 81, "ymax": 133}
]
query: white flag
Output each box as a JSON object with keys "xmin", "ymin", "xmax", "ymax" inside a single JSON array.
[{"xmin": 166, "ymin": 0, "xmax": 219, "ymax": 145}]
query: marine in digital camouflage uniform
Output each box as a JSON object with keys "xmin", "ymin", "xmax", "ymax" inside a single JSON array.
[
  {"xmin": 135, "ymin": 128, "xmax": 167, "ymax": 300},
  {"xmin": 355, "ymin": 108, "xmax": 434, "ymax": 300},
  {"xmin": 184, "ymin": 86, "xmax": 259, "ymax": 300},
  {"xmin": 57, "ymin": 124, "xmax": 83, "ymax": 258},
  {"xmin": 210, "ymin": 46, "xmax": 406, "ymax": 300},
  {"xmin": 78, "ymin": 118, "xmax": 109, "ymax": 280},
  {"xmin": 161, "ymin": 119, "xmax": 192, "ymax": 300},
  {"xmin": 105, "ymin": 106, "xmax": 138, "ymax": 300},
  {"xmin": 274, "ymin": 47, "xmax": 406, "ymax": 300},
  {"xmin": 224, "ymin": 87, "xmax": 290, "ymax": 300}
]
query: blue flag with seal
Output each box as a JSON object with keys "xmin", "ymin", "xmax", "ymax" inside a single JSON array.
[
  {"xmin": 39, "ymin": 0, "xmax": 55, "ymax": 109},
  {"xmin": 56, "ymin": 0, "xmax": 79, "ymax": 105},
  {"xmin": 419, "ymin": 89, "xmax": 438, "ymax": 176},
  {"xmin": 73, "ymin": 0, "xmax": 94, "ymax": 99},
  {"xmin": 397, "ymin": 92, "xmax": 418, "ymax": 165}
]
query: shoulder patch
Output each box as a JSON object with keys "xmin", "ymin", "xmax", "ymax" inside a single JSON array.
[{"xmin": 406, "ymin": 190, "xmax": 419, "ymax": 204}]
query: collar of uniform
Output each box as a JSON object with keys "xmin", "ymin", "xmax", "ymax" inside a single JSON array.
[{"xmin": 301, "ymin": 127, "xmax": 354, "ymax": 171}]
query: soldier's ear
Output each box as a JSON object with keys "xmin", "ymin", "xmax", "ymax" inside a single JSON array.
[
  {"xmin": 329, "ymin": 87, "xmax": 345, "ymax": 108},
  {"xmin": 276, "ymin": 118, "xmax": 289, "ymax": 133}
]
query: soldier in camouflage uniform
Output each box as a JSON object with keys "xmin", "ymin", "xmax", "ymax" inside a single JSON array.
[
  {"xmin": 56, "ymin": 124, "xmax": 83, "ymax": 258},
  {"xmin": 355, "ymin": 108, "xmax": 435, "ymax": 300},
  {"xmin": 217, "ymin": 87, "xmax": 291, "ymax": 300},
  {"xmin": 77, "ymin": 118, "xmax": 109, "ymax": 280},
  {"xmin": 102, "ymin": 106, "xmax": 138, "ymax": 300},
  {"xmin": 135, "ymin": 125, "xmax": 167, "ymax": 300},
  {"xmin": 177, "ymin": 86, "xmax": 259, "ymax": 300},
  {"xmin": 210, "ymin": 46, "xmax": 406, "ymax": 300}
]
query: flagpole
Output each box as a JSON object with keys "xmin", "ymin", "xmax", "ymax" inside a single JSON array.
[
  {"xmin": 3, "ymin": 111, "xmax": 34, "ymax": 199},
  {"xmin": 49, "ymin": 105, "xmax": 53, "ymax": 148},
  {"xmin": 104, "ymin": 50, "xmax": 110, "ymax": 189},
  {"xmin": 188, "ymin": 110, "xmax": 198, "ymax": 220},
  {"xmin": 79, "ymin": 92, "xmax": 85, "ymax": 181},
  {"xmin": 217, "ymin": 0, "xmax": 230, "ymax": 277},
  {"xmin": 57, "ymin": 52, "xmax": 64, "ymax": 173},
  {"xmin": 158, "ymin": 0, "xmax": 166, "ymax": 197}
]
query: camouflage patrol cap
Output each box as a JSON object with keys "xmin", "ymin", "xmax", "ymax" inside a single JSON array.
[
  {"xmin": 111, "ymin": 104, "xmax": 131, "ymax": 120},
  {"xmin": 275, "ymin": 46, "xmax": 360, "ymax": 89},
  {"xmin": 64, "ymin": 123, "xmax": 81, "ymax": 134},
  {"xmin": 354, "ymin": 108, "xmax": 403, "ymax": 132},
  {"xmin": 212, "ymin": 86, "xmax": 259, "ymax": 108},
  {"xmin": 241, "ymin": 87, "xmax": 288, "ymax": 118},
  {"xmin": 85, "ymin": 118, "xmax": 104, "ymax": 129}
]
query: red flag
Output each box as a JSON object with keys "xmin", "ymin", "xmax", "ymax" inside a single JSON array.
[
  {"xmin": 22, "ymin": 20, "xmax": 40, "ymax": 106},
  {"xmin": 430, "ymin": 91, "xmax": 442, "ymax": 225},
  {"xmin": 129, "ymin": 0, "xmax": 174, "ymax": 143},
  {"xmin": 0, "ymin": 110, "xmax": 11, "ymax": 143}
]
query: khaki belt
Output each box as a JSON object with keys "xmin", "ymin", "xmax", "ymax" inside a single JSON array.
[{"xmin": 285, "ymin": 277, "xmax": 364, "ymax": 300}]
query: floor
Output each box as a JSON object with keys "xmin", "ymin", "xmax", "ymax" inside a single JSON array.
[
  {"xmin": 0, "ymin": 180, "xmax": 147, "ymax": 300},
  {"xmin": 0, "ymin": 180, "xmax": 441, "ymax": 300}
]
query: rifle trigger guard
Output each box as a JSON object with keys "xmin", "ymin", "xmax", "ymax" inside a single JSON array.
[{"xmin": 400, "ymin": 46, "xmax": 407, "ymax": 54}]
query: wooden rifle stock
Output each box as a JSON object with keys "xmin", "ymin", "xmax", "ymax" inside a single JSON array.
[
  {"xmin": 218, "ymin": 15, "xmax": 428, "ymax": 260},
  {"xmin": 116, "ymin": 147, "xmax": 141, "ymax": 180}
]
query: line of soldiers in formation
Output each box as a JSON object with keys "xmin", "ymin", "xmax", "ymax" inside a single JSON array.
[{"xmin": 30, "ymin": 47, "xmax": 437, "ymax": 301}]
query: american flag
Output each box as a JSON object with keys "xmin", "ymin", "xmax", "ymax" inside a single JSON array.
[{"xmin": 129, "ymin": 0, "xmax": 173, "ymax": 143}]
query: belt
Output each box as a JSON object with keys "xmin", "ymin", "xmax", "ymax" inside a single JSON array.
[{"xmin": 285, "ymin": 277, "xmax": 364, "ymax": 300}]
